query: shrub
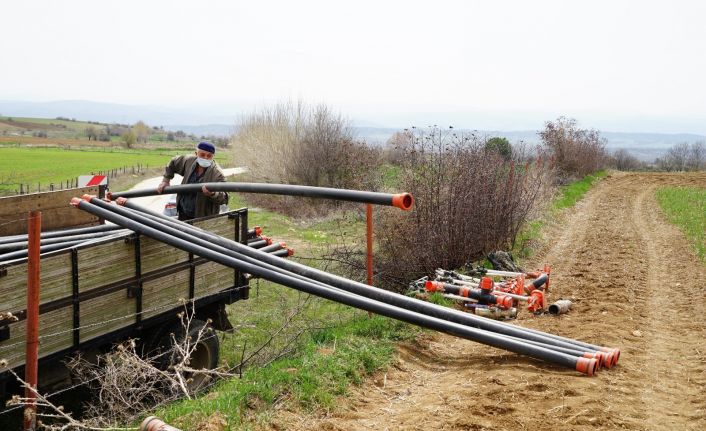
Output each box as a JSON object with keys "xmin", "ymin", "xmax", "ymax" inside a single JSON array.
[
  {"xmin": 232, "ymin": 102, "xmax": 381, "ymax": 215},
  {"xmin": 611, "ymin": 148, "xmax": 644, "ymax": 171},
  {"xmin": 374, "ymin": 127, "xmax": 554, "ymax": 291},
  {"xmin": 485, "ymin": 136, "xmax": 512, "ymax": 160},
  {"xmin": 539, "ymin": 117, "xmax": 607, "ymax": 182},
  {"xmin": 121, "ymin": 130, "xmax": 136, "ymax": 148},
  {"xmin": 654, "ymin": 142, "xmax": 706, "ymax": 171}
]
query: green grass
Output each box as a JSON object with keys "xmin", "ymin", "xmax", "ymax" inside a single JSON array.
[
  {"xmin": 655, "ymin": 186, "xmax": 706, "ymax": 261},
  {"xmin": 153, "ymin": 314, "xmax": 416, "ymax": 429},
  {"xmin": 0, "ymin": 146, "xmax": 228, "ymax": 195},
  {"xmin": 133, "ymin": 186, "xmax": 412, "ymax": 429},
  {"xmin": 552, "ymin": 170, "xmax": 607, "ymax": 211},
  {"xmin": 227, "ymin": 189, "xmax": 366, "ymax": 247},
  {"xmin": 513, "ymin": 170, "xmax": 607, "ymax": 258}
]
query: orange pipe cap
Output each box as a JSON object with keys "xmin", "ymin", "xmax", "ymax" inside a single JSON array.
[
  {"xmin": 575, "ymin": 357, "xmax": 597, "ymax": 376},
  {"xmin": 391, "ymin": 193, "xmax": 414, "ymax": 211}
]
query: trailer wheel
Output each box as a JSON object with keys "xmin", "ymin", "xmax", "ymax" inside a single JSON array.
[{"xmin": 149, "ymin": 318, "xmax": 220, "ymax": 393}]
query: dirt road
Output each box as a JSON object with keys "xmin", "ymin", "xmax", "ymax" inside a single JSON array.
[{"xmin": 267, "ymin": 172, "xmax": 706, "ymax": 431}]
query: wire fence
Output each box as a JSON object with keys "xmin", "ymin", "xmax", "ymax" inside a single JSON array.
[{"xmin": 5, "ymin": 164, "xmax": 149, "ymax": 196}]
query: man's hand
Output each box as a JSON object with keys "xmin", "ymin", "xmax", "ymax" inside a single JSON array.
[
  {"xmin": 202, "ymin": 185, "xmax": 215, "ymax": 197},
  {"xmin": 157, "ymin": 180, "xmax": 169, "ymax": 193}
]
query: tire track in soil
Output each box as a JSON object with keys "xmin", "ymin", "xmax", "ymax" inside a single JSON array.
[{"xmin": 263, "ymin": 172, "xmax": 706, "ymax": 431}]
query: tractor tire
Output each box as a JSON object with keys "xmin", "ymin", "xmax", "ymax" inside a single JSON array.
[{"xmin": 147, "ymin": 318, "xmax": 220, "ymax": 393}]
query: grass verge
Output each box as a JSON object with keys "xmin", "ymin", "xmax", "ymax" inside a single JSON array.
[
  {"xmin": 153, "ymin": 314, "xmax": 416, "ymax": 430},
  {"xmin": 0, "ymin": 146, "xmax": 230, "ymax": 195},
  {"xmin": 513, "ymin": 170, "xmax": 607, "ymax": 258},
  {"xmin": 655, "ymin": 186, "xmax": 706, "ymax": 261},
  {"xmin": 137, "ymin": 193, "xmax": 413, "ymax": 429}
]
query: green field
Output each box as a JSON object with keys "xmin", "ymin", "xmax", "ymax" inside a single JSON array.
[
  {"xmin": 655, "ymin": 186, "xmax": 706, "ymax": 261},
  {"xmin": 0, "ymin": 146, "xmax": 231, "ymax": 195}
]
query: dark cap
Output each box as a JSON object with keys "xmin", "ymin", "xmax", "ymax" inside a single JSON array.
[{"xmin": 197, "ymin": 141, "xmax": 216, "ymax": 154}]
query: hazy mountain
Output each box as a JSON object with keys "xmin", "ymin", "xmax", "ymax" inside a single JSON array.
[
  {"xmin": 0, "ymin": 100, "xmax": 239, "ymax": 126},
  {"xmin": 2, "ymin": 100, "xmax": 703, "ymax": 160}
]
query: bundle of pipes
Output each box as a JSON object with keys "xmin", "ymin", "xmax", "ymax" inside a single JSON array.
[
  {"xmin": 0, "ymin": 224, "xmax": 128, "ymax": 263},
  {"xmin": 248, "ymin": 234, "xmax": 294, "ymax": 257},
  {"xmin": 72, "ymin": 194, "xmax": 620, "ymax": 376},
  {"xmin": 435, "ymin": 268, "xmax": 550, "ymax": 313}
]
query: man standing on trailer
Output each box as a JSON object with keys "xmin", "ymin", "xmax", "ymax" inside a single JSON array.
[{"xmin": 157, "ymin": 141, "xmax": 228, "ymax": 220}]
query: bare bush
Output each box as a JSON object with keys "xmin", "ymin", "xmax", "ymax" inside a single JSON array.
[
  {"xmin": 374, "ymin": 127, "xmax": 555, "ymax": 291},
  {"xmin": 654, "ymin": 142, "xmax": 706, "ymax": 171},
  {"xmin": 231, "ymin": 102, "xmax": 381, "ymax": 215},
  {"xmin": 52, "ymin": 304, "xmax": 228, "ymax": 428},
  {"xmin": 539, "ymin": 117, "xmax": 607, "ymax": 182},
  {"xmin": 611, "ymin": 148, "xmax": 644, "ymax": 171},
  {"xmin": 383, "ymin": 131, "xmax": 415, "ymax": 165},
  {"xmin": 688, "ymin": 141, "xmax": 706, "ymax": 171}
]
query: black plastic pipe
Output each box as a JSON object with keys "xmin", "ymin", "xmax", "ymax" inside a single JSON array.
[
  {"xmin": 115, "ymin": 197, "xmax": 619, "ymax": 363},
  {"xmin": 247, "ymin": 226, "xmax": 262, "ymax": 240},
  {"xmin": 0, "ymin": 239, "xmax": 91, "ymax": 262},
  {"xmin": 109, "ymin": 182, "xmax": 414, "ymax": 210},
  {"xmin": 260, "ymin": 242, "xmax": 285, "ymax": 253},
  {"xmin": 531, "ymin": 274, "xmax": 549, "ymax": 290},
  {"xmin": 101, "ymin": 198, "xmax": 617, "ymax": 368},
  {"xmin": 247, "ymin": 239, "xmax": 269, "ymax": 249},
  {"xmin": 72, "ymin": 197, "xmax": 597, "ymax": 375},
  {"xmin": 502, "ymin": 333, "xmax": 607, "ymax": 368},
  {"xmin": 0, "ymin": 230, "xmax": 128, "ymax": 253},
  {"xmin": 270, "ymin": 248, "xmax": 292, "ymax": 258},
  {"xmin": 0, "ymin": 224, "xmax": 121, "ymax": 245},
  {"xmin": 425, "ymin": 281, "xmax": 514, "ymax": 308},
  {"xmin": 90, "ymin": 198, "xmax": 342, "ymax": 294}
]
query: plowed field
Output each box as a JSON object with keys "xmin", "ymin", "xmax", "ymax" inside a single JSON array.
[{"xmin": 266, "ymin": 172, "xmax": 706, "ymax": 431}]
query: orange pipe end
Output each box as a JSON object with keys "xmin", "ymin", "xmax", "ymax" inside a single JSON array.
[
  {"xmin": 70, "ymin": 197, "xmax": 82, "ymax": 207},
  {"xmin": 593, "ymin": 351, "xmax": 606, "ymax": 369},
  {"xmin": 599, "ymin": 347, "xmax": 621, "ymax": 366},
  {"xmin": 254, "ymin": 226, "xmax": 262, "ymax": 236},
  {"xmin": 496, "ymin": 295, "xmax": 514, "ymax": 309},
  {"xmin": 425, "ymin": 280, "xmax": 441, "ymax": 292},
  {"xmin": 106, "ymin": 191, "xmax": 114, "ymax": 201},
  {"xmin": 575, "ymin": 357, "xmax": 597, "ymax": 376},
  {"xmin": 480, "ymin": 276, "xmax": 494, "ymax": 291},
  {"xmin": 287, "ymin": 248, "xmax": 294, "ymax": 257},
  {"xmin": 583, "ymin": 352, "xmax": 602, "ymax": 371},
  {"xmin": 391, "ymin": 193, "xmax": 414, "ymax": 211},
  {"xmin": 116, "ymin": 197, "xmax": 128, "ymax": 206},
  {"xmin": 279, "ymin": 242, "xmax": 287, "ymax": 247},
  {"xmin": 81, "ymin": 194, "xmax": 96, "ymax": 202}
]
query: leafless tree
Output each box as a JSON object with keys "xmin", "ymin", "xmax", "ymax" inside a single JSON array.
[
  {"xmin": 231, "ymin": 101, "xmax": 381, "ymax": 215},
  {"xmin": 539, "ymin": 117, "xmax": 607, "ymax": 182},
  {"xmin": 688, "ymin": 141, "xmax": 705, "ymax": 171},
  {"xmin": 611, "ymin": 149, "xmax": 643, "ymax": 171}
]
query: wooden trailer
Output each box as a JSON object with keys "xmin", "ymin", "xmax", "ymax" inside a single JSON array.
[{"xmin": 0, "ymin": 188, "xmax": 250, "ymax": 402}]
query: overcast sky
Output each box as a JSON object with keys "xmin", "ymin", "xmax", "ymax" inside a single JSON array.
[{"xmin": 2, "ymin": 0, "xmax": 706, "ymax": 132}]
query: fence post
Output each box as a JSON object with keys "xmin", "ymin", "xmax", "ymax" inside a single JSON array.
[
  {"xmin": 366, "ymin": 204, "xmax": 374, "ymax": 317},
  {"xmin": 24, "ymin": 210, "xmax": 41, "ymax": 431}
]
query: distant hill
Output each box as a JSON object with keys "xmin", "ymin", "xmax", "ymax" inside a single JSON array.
[
  {"xmin": 2, "ymin": 100, "xmax": 703, "ymax": 161},
  {"xmin": 0, "ymin": 100, "xmax": 239, "ymax": 127},
  {"xmin": 353, "ymin": 128, "xmax": 705, "ymax": 161}
]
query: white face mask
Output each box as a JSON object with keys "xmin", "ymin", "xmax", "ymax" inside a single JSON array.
[{"xmin": 196, "ymin": 157, "xmax": 212, "ymax": 168}]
